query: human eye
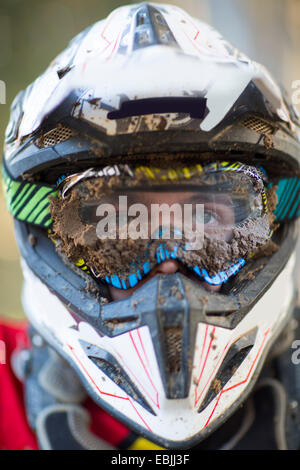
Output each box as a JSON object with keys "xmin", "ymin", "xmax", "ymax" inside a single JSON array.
[
  {"xmin": 200, "ymin": 201, "xmax": 226, "ymax": 225},
  {"xmin": 203, "ymin": 208, "xmax": 219, "ymax": 225}
]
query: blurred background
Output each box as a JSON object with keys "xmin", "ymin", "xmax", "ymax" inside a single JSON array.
[{"xmin": 0, "ymin": 0, "xmax": 299, "ymax": 320}]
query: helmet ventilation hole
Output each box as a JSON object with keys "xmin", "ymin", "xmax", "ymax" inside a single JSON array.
[
  {"xmin": 164, "ymin": 326, "xmax": 182, "ymax": 374},
  {"xmin": 242, "ymin": 116, "xmax": 275, "ymax": 135},
  {"xmin": 36, "ymin": 125, "xmax": 75, "ymax": 148}
]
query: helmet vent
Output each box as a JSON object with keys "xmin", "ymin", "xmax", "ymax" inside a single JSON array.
[
  {"xmin": 242, "ymin": 116, "xmax": 275, "ymax": 135},
  {"xmin": 164, "ymin": 326, "xmax": 182, "ymax": 374},
  {"xmin": 107, "ymin": 97, "xmax": 207, "ymax": 120},
  {"xmin": 198, "ymin": 328, "xmax": 257, "ymax": 413},
  {"xmin": 36, "ymin": 125, "xmax": 75, "ymax": 148},
  {"xmin": 79, "ymin": 340, "xmax": 156, "ymax": 415}
]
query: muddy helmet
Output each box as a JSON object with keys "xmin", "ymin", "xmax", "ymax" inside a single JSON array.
[{"xmin": 3, "ymin": 3, "xmax": 300, "ymax": 449}]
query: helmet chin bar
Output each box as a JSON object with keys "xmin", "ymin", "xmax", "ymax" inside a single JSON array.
[{"xmin": 18, "ymin": 218, "xmax": 298, "ymax": 448}]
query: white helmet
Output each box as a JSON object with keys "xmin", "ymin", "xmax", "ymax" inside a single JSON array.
[{"xmin": 3, "ymin": 3, "xmax": 300, "ymax": 448}]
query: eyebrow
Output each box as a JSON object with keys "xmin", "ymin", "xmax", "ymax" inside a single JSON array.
[
  {"xmin": 88, "ymin": 190, "xmax": 238, "ymax": 206},
  {"xmin": 185, "ymin": 193, "xmax": 234, "ymax": 206}
]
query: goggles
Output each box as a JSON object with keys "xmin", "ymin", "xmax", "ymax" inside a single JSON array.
[{"xmin": 51, "ymin": 161, "xmax": 270, "ymax": 289}]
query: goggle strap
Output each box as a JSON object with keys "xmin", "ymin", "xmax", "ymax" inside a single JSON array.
[
  {"xmin": 2, "ymin": 163, "xmax": 58, "ymax": 228},
  {"xmin": 271, "ymin": 178, "xmax": 300, "ymax": 222}
]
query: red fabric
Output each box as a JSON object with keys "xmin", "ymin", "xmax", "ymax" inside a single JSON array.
[
  {"xmin": 85, "ymin": 397, "xmax": 130, "ymax": 446},
  {"xmin": 0, "ymin": 320, "xmax": 38, "ymax": 450},
  {"xmin": 0, "ymin": 320, "xmax": 130, "ymax": 450}
]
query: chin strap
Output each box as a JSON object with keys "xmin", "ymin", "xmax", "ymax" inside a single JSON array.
[{"xmin": 13, "ymin": 327, "xmax": 115, "ymax": 450}]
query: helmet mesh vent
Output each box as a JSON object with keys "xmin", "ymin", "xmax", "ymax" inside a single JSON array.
[
  {"xmin": 164, "ymin": 326, "xmax": 182, "ymax": 374},
  {"xmin": 242, "ymin": 116, "xmax": 275, "ymax": 135},
  {"xmin": 36, "ymin": 125, "xmax": 75, "ymax": 148}
]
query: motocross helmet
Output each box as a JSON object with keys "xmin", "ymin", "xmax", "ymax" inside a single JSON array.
[{"xmin": 3, "ymin": 3, "xmax": 300, "ymax": 449}]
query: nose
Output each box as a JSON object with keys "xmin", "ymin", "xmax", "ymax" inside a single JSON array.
[{"xmin": 152, "ymin": 259, "xmax": 180, "ymax": 275}]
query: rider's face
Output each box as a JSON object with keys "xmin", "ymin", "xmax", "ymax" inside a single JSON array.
[{"xmin": 108, "ymin": 190, "xmax": 235, "ymax": 300}]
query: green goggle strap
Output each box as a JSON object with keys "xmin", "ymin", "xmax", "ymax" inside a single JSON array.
[{"xmin": 2, "ymin": 163, "xmax": 58, "ymax": 229}]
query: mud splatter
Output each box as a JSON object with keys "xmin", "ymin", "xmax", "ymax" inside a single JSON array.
[{"xmin": 49, "ymin": 168, "xmax": 275, "ymax": 281}]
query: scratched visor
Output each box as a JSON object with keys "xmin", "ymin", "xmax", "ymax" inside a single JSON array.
[{"xmin": 54, "ymin": 162, "xmax": 270, "ymax": 289}]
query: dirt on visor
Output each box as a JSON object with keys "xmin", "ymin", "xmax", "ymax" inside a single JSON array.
[{"xmin": 49, "ymin": 176, "xmax": 274, "ymax": 281}]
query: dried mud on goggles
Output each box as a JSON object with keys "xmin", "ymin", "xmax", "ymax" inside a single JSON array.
[
  {"xmin": 48, "ymin": 161, "xmax": 273, "ymax": 289},
  {"xmin": 3, "ymin": 160, "xmax": 300, "ymax": 289}
]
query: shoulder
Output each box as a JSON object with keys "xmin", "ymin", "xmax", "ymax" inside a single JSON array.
[
  {"xmin": 0, "ymin": 318, "xmax": 29, "ymax": 350},
  {"xmin": 0, "ymin": 318, "xmax": 38, "ymax": 450}
]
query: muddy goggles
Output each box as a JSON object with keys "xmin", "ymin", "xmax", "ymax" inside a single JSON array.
[
  {"xmin": 47, "ymin": 161, "xmax": 271, "ymax": 289},
  {"xmin": 3, "ymin": 157, "xmax": 300, "ymax": 290}
]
